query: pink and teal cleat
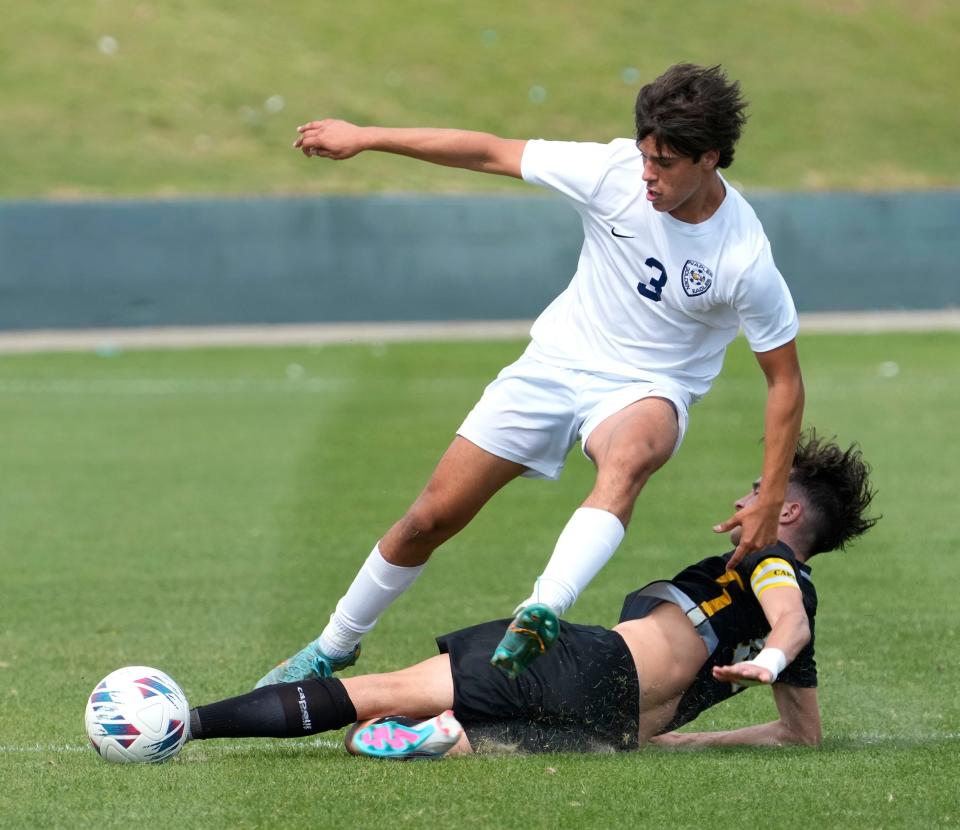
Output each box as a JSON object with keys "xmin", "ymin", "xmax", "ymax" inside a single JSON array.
[{"xmin": 346, "ymin": 711, "xmax": 463, "ymax": 760}]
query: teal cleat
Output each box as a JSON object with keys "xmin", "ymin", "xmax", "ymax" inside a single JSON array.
[
  {"xmin": 489, "ymin": 603, "xmax": 560, "ymax": 679},
  {"xmin": 254, "ymin": 641, "xmax": 361, "ymax": 689}
]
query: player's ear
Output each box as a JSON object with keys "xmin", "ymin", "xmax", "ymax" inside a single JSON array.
[
  {"xmin": 701, "ymin": 148, "xmax": 720, "ymax": 170},
  {"xmin": 780, "ymin": 500, "xmax": 803, "ymax": 524}
]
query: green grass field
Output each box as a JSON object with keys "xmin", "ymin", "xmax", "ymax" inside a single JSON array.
[
  {"xmin": 1, "ymin": 333, "xmax": 958, "ymax": 828},
  {"xmin": 4, "ymin": 0, "xmax": 960, "ymax": 197}
]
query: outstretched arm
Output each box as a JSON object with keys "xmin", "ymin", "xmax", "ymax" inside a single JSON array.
[
  {"xmin": 294, "ymin": 119, "xmax": 527, "ymax": 178},
  {"xmin": 716, "ymin": 340, "xmax": 804, "ymax": 568},
  {"xmin": 651, "ymin": 582, "xmax": 820, "ymax": 749},
  {"xmin": 650, "ymin": 685, "xmax": 821, "ymax": 748}
]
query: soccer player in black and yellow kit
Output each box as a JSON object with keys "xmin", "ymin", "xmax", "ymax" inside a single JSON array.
[{"xmin": 187, "ymin": 432, "xmax": 877, "ymax": 756}]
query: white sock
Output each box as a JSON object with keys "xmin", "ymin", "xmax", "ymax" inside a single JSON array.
[
  {"xmin": 522, "ymin": 507, "xmax": 625, "ymax": 616},
  {"xmin": 317, "ymin": 544, "xmax": 425, "ymax": 657}
]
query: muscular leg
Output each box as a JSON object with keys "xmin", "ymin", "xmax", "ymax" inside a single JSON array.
[
  {"xmin": 516, "ymin": 398, "xmax": 679, "ymax": 617},
  {"xmin": 316, "ymin": 440, "xmax": 523, "ymax": 653},
  {"xmin": 323, "ymin": 437, "xmax": 525, "ymax": 641},
  {"xmin": 342, "ymin": 654, "xmax": 455, "ymax": 719},
  {"xmin": 255, "ymin": 438, "xmax": 525, "ymax": 687},
  {"xmin": 193, "ymin": 655, "xmax": 459, "ymax": 744},
  {"xmin": 583, "ymin": 396, "xmax": 679, "ymax": 525},
  {"xmin": 379, "ymin": 437, "xmax": 527, "ymax": 566}
]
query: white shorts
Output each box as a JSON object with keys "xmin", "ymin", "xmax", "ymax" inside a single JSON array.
[{"xmin": 457, "ymin": 355, "xmax": 691, "ymax": 480}]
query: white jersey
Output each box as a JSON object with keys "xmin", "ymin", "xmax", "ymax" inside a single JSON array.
[{"xmin": 520, "ymin": 138, "xmax": 799, "ymax": 402}]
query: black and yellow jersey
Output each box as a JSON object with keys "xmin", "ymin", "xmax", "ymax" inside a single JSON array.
[{"xmin": 618, "ymin": 541, "xmax": 817, "ymax": 732}]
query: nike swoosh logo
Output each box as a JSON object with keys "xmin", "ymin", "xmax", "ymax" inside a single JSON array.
[{"xmin": 610, "ymin": 227, "xmax": 635, "ymax": 238}]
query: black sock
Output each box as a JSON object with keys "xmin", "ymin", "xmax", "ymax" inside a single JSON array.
[{"xmin": 189, "ymin": 678, "xmax": 357, "ymax": 740}]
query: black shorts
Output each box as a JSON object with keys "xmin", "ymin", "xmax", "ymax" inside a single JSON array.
[{"xmin": 436, "ymin": 619, "xmax": 640, "ymax": 753}]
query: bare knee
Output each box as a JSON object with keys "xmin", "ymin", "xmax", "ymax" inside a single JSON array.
[
  {"xmin": 601, "ymin": 441, "xmax": 667, "ymax": 491},
  {"xmin": 587, "ymin": 446, "xmax": 670, "ymax": 524},
  {"xmin": 400, "ymin": 501, "xmax": 465, "ymax": 545},
  {"xmin": 381, "ymin": 500, "xmax": 467, "ymax": 565}
]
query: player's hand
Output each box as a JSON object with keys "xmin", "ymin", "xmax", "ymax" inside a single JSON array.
[
  {"xmin": 712, "ymin": 661, "xmax": 774, "ymax": 686},
  {"xmin": 713, "ymin": 498, "xmax": 780, "ymax": 570},
  {"xmin": 294, "ymin": 119, "xmax": 366, "ymax": 160}
]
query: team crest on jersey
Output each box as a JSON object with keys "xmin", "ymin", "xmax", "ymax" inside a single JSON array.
[{"xmin": 681, "ymin": 259, "xmax": 714, "ymax": 297}]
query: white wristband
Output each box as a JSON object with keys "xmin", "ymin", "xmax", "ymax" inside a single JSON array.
[{"xmin": 746, "ymin": 647, "xmax": 788, "ymax": 683}]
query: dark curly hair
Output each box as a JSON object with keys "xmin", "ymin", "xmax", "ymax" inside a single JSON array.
[
  {"xmin": 789, "ymin": 431, "xmax": 880, "ymax": 556},
  {"xmin": 634, "ymin": 64, "xmax": 748, "ymax": 168}
]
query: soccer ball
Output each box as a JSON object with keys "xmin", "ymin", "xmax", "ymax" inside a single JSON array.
[{"xmin": 84, "ymin": 666, "xmax": 190, "ymax": 763}]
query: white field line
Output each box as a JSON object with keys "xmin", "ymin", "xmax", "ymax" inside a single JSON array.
[
  {"xmin": 1, "ymin": 732, "xmax": 956, "ymax": 756},
  {"xmin": 0, "ymin": 737, "xmax": 343, "ymax": 754},
  {"xmin": 797, "ymin": 309, "xmax": 960, "ymax": 332},
  {"xmin": 0, "ymin": 320, "xmax": 534, "ymax": 354},
  {"xmin": 0, "ymin": 310, "xmax": 957, "ymax": 355}
]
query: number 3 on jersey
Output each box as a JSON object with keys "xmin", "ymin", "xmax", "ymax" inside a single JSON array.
[{"xmin": 637, "ymin": 257, "xmax": 667, "ymax": 302}]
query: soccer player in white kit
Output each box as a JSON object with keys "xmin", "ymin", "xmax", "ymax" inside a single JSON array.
[{"xmin": 255, "ymin": 64, "xmax": 806, "ymax": 686}]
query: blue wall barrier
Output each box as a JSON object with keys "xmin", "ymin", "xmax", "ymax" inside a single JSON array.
[{"xmin": 1, "ymin": 192, "xmax": 957, "ymax": 330}]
